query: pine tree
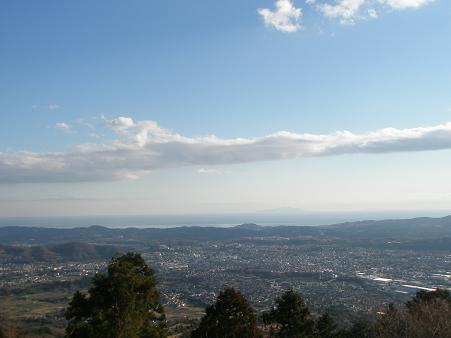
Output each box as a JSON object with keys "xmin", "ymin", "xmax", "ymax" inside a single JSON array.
[
  {"xmin": 316, "ymin": 313, "xmax": 337, "ymax": 338},
  {"xmin": 191, "ymin": 288, "xmax": 260, "ymax": 338},
  {"xmin": 65, "ymin": 252, "xmax": 166, "ymax": 338},
  {"xmin": 263, "ymin": 290, "xmax": 315, "ymax": 338},
  {"xmin": 339, "ymin": 319, "xmax": 376, "ymax": 338}
]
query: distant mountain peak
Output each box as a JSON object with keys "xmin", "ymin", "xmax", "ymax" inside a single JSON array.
[
  {"xmin": 87, "ymin": 225, "xmax": 109, "ymax": 230},
  {"xmin": 235, "ymin": 223, "xmax": 262, "ymax": 230}
]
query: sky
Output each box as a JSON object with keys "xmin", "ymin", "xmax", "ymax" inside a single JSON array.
[{"xmin": 1, "ymin": 0, "xmax": 451, "ymax": 217}]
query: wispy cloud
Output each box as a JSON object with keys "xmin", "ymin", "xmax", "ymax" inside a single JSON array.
[
  {"xmin": 55, "ymin": 122, "xmax": 70, "ymax": 130},
  {"xmin": 48, "ymin": 104, "xmax": 62, "ymax": 110},
  {"xmin": 2, "ymin": 117, "xmax": 451, "ymax": 183},
  {"xmin": 382, "ymin": 0, "xmax": 434, "ymax": 10},
  {"xmin": 258, "ymin": 0, "xmax": 302, "ymax": 33},
  {"xmin": 260, "ymin": 0, "xmax": 435, "ymax": 29},
  {"xmin": 313, "ymin": 0, "xmax": 434, "ymax": 25},
  {"xmin": 317, "ymin": 0, "xmax": 367, "ymax": 25},
  {"xmin": 32, "ymin": 104, "xmax": 62, "ymax": 110},
  {"xmin": 197, "ymin": 168, "xmax": 227, "ymax": 175}
]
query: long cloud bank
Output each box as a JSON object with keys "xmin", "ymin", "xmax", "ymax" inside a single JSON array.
[{"xmin": 1, "ymin": 118, "xmax": 451, "ymax": 183}]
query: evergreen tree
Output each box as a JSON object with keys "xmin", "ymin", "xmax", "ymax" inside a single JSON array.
[
  {"xmin": 263, "ymin": 290, "xmax": 315, "ymax": 338},
  {"xmin": 191, "ymin": 288, "xmax": 260, "ymax": 338},
  {"xmin": 316, "ymin": 313, "xmax": 337, "ymax": 338},
  {"xmin": 65, "ymin": 252, "xmax": 166, "ymax": 338},
  {"xmin": 339, "ymin": 319, "xmax": 376, "ymax": 338}
]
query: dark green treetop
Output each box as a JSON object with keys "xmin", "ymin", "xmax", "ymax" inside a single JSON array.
[
  {"xmin": 65, "ymin": 252, "xmax": 166, "ymax": 338},
  {"xmin": 316, "ymin": 313, "xmax": 338, "ymax": 338},
  {"xmin": 263, "ymin": 290, "xmax": 316, "ymax": 338},
  {"xmin": 191, "ymin": 287, "xmax": 261, "ymax": 338}
]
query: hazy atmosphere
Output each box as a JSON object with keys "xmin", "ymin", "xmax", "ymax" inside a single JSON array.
[
  {"xmin": 1, "ymin": 2, "xmax": 451, "ymax": 338},
  {"xmin": 1, "ymin": 0, "xmax": 450, "ymax": 217}
]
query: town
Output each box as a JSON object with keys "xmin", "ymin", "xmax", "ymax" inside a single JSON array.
[{"xmin": 1, "ymin": 221, "xmax": 450, "ymax": 336}]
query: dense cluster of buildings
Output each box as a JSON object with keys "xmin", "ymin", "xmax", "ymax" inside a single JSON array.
[
  {"xmin": 144, "ymin": 239, "xmax": 451, "ymax": 314},
  {"xmin": 1, "ymin": 237, "xmax": 450, "ymax": 321}
]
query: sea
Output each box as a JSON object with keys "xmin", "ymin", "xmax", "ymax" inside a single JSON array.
[{"xmin": 0, "ymin": 210, "xmax": 448, "ymax": 229}]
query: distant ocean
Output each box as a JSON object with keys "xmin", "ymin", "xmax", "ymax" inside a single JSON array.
[{"xmin": 0, "ymin": 211, "xmax": 448, "ymax": 229}]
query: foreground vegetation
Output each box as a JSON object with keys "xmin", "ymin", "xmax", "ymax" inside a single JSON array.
[{"xmin": 1, "ymin": 252, "xmax": 450, "ymax": 338}]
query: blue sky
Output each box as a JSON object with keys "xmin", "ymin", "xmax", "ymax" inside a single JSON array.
[{"xmin": 1, "ymin": 0, "xmax": 451, "ymax": 217}]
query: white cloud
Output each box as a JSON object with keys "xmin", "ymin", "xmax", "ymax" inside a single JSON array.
[
  {"xmin": 197, "ymin": 168, "xmax": 226, "ymax": 175},
  {"xmin": 31, "ymin": 104, "xmax": 62, "ymax": 110},
  {"xmin": 368, "ymin": 8, "xmax": 378, "ymax": 18},
  {"xmin": 312, "ymin": 0, "xmax": 434, "ymax": 25},
  {"xmin": 48, "ymin": 104, "xmax": 61, "ymax": 110},
  {"xmin": 381, "ymin": 0, "xmax": 434, "ymax": 10},
  {"xmin": 55, "ymin": 122, "xmax": 70, "ymax": 130},
  {"xmin": 2, "ymin": 117, "xmax": 451, "ymax": 183},
  {"xmin": 103, "ymin": 116, "xmax": 134, "ymax": 132},
  {"xmin": 102, "ymin": 115, "xmax": 190, "ymax": 147},
  {"xmin": 258, "ymin": 0, "xmax": 302, "ymax": 32},
  {"xmin": 318, "ymin": 0, "xmax": 366, "ymax": 25}
]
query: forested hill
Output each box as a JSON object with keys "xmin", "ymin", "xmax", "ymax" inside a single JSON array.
[
  {"xmin": 0, "ymin": 242, "xmax": 121, "ymax": 263},
  {"xmin": 0, "ymin": 215, "xmax": 450, "ymax": 246}
]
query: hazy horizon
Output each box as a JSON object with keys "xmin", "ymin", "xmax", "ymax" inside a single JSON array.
[
  {"xmin": 1, "ymin": 0, "xmax": 451, "ymax": 217},
  {"xmin": 1, "ymin": 209, "xmax": 450, "ymax": 229},
  {"xmin": 1, "ymin": 2, "xmax": 450, "ymax": 336}
]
